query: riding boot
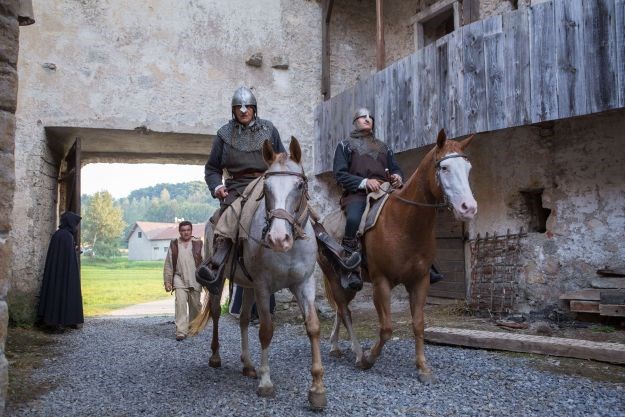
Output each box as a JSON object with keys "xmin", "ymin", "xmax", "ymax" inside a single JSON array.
[
  {"xmin": 311, "ymin": 222, "xmax": 361, "ymax": 270},
  {"xmin": 340, "ymin": 237, "xmax": 363, "ymax": 291},
  {"xmin": 196, "ymin": 237, "xmax": 233, "ymax": 295},
  {"xmin": 429, "ymin": 264, "xmax": 444, "ymax": 284}
]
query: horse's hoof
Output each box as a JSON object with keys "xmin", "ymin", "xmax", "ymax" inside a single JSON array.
[
  {"xmin": 418, "ymin": 370, "xmax": 434, "ymax": 384},
  {"xmin": 209, "ymin": 355, "xmax": 221, "ymax": 368},
  {"xmin": 242, "ymin": 366, "xmax": 257, "ymax": 378},
  {"xmin": 257, "ymin": 385, "xmax": 275, "ymax": 398},
  {"xmin": 356, "ymin": 357, "xmax": 373, "ymax": 370},
  {"xmin": 308, "ymin": 390, "xmax": 327, "ymax": 410},
  {"xmin": 329, "ymin": 349, "xmax": 343, "ymax": 358}
]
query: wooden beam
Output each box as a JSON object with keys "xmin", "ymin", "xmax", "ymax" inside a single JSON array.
[
  {"xmin": 559, "ymin": 289, "xmax": 601, "ymax": 301},
  {"xmin": 569, "ymin": 300, "xmax": 600, "ymax": 313},
  {"xmin": 425, "ymin": 327, "xmax": 625, "ymax": 364},
  {"xmin": 322, "ymin": 0, "xmax": 332, "ymax": 99},
  {"xmin": 376, "ymin": 0, "xmax": 385, "ymax": 70},
  {"xmin": 462, "ymin": 0, "xmax": 479, "ymax": 25},
  {"xmin": 325, "ymin": 0, "xmax": 334, "ymax": 23},
  {"xmin": 599, "ymin": 304, "xmax": 625, "ymax": 317}
]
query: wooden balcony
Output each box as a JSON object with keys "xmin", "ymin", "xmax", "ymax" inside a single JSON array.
[{"xmin": 314, "ymin": 0, "xmax": 625, "ymax": 174}]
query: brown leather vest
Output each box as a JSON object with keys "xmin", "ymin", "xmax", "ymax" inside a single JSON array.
[{"xmin": 170, "ymin": 239, "xmax": 203, "ymax": 273}]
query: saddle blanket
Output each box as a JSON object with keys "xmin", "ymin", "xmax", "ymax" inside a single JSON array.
[
  {"xmin": 214, "ymin": 177, "xmax": 265, "ymax": 241},
  {"xmin": 358, "ymin": 182, "xmax": 392, "ymax": 236}
]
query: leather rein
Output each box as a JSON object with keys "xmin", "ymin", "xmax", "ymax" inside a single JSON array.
[{"xmin": 390, "ymin": 153, "xmax": 469, "ymax": 209}]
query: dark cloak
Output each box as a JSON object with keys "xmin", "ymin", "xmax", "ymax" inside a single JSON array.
[{"xmin": 37, "ymin": 212, "xmax": 84, "ymax": 326}]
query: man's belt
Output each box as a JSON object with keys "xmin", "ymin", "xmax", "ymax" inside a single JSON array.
[{"xmin": 231, "ymin": 171, "xmax": 265, "ymax": 180}]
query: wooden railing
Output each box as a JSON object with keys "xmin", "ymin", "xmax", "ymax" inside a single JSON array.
[{"xmin": 314, "ymin": 0, "xmax": 625, "ymax": 174}]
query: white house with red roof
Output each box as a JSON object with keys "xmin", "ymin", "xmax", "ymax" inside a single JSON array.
[{"xmin": 126, "ymin": 221, "xmax": 205, "ymax": 261}]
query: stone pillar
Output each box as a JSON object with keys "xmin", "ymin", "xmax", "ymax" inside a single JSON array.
[{"xmin": 1, "ymin": 0, "xmax": 29, "ymax": 412}]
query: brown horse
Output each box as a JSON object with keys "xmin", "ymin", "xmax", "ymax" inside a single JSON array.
[{"xmin": 319, "ymin": 129, "xmax": 477, "ymax": 382}]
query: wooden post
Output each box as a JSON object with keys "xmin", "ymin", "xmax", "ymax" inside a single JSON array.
[
  {"xmin": 376, "ymin": 0, "xmax": 385, "ymax": 70},
  {"xmin": 462, "ymin": 0, "xmax": 479, "ymax": 25},
  {"xmin": 322, "ymin": 0, "xmax": 334, "ymax": 100}
]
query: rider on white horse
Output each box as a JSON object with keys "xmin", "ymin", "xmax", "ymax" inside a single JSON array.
[{"xmin": 197, "ymin": 87, "xmax": 286, "ymax": 295}]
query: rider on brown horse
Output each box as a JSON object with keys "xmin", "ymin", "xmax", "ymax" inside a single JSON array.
[{"xmin": 333, "ymin": 107, "xmax": 444, "ymax": 291}]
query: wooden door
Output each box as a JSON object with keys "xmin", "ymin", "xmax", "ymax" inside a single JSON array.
[
  {"xmin": 429, "ymin": 208, "xmax": 466, "ymax": 299},
  {"xmin": 58, "ymin": 138, "xmax": 82, "ymax": 253}
]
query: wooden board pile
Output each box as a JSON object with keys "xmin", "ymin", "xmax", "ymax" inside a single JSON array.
[{"xmin": 560, "ymin": 269, "xmax": 625, "ymax": 317}]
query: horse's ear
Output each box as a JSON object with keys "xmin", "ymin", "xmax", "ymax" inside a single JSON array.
[
  {"xmin": 262, "ymin": 140, "xmax": 275, "ymax": 165},
  {"xmin": 289, "ymin": 136, "xmax": 302, "ymax": 164},
  {"xmin": 436, "ymin": 128, "xmax": 446, "ymax": 149},
  {"xmin": 460, "ymin": 133, "xmax": 476, "ymax": 151}
]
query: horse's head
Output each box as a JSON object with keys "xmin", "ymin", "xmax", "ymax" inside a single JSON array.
[
  {"xmin": 431, "ymin": 129, "xmax": 478, "ymax": 221},
  {"xmin": 261, "ymin": 136, "xmax": 309, "ymax": 252}
]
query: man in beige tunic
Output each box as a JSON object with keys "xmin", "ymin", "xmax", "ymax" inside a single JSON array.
[{"xmin": 163, "ymin": 221, "xmax": 203, "ymax": 341}]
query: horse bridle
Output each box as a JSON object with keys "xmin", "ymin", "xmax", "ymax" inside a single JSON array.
[
  {"xmin": 390, "ymin": 153, "xmax": 470, "ymax": 209},
  {"xmin": 261, "ymin": 170, "xmax": 310, "ymax": 241}
]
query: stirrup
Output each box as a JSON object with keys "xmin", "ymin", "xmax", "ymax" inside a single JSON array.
[
  {"xmin": 429, "ymin": 268, "xmax": 444, "ymax": 284},
  {"xmin": 196, "ymin": 263, "xmax": 225, "ymax": 295}
]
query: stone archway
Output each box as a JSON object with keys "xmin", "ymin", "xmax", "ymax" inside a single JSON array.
[{"xmin": 7, "ymin": 126, "xmax": 214, "ymax": 324}]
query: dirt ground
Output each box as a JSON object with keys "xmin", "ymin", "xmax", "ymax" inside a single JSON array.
[{"xmin": 5, "ymin": 328, "xmax": 61, "ymax": 409}]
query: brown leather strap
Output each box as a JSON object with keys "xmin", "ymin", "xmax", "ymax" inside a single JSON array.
[{"xmin": 231, "ymin": 170, "xmax": 265, "ymax": 180}]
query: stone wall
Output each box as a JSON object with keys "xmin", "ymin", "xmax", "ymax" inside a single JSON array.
[
  {"xmin": 12, "ymin": 0, "xmax": 324, "ymax": 322},
  {"xmin": 467, "ymin": 111, "xmax": 625, "ymax": 314},
  {"xmin": 0, "ymin": 0, "xmax": 19, "ymax": 410}
]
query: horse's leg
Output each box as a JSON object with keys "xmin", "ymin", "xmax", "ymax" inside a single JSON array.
[
  {"xmin": 293, "ymin": 284, "xmax": 327, "ymax": 410},
  {"xmin": 407, "ymin": 276, "xmax": 433, "ymax": 383},
  {"xmin": 361, "ymin": 278, "xmax": 392, "ymax": 369},
  {"xmin": 328, "ymin": 312, "xmax": 342, "ymax": 357},
  {"xmin": 208, "ymin": 292, "xmax": 222, "ymax": 368},
  {"xmin": 255, "ymin": 288, "xmax": 275, "ymax": 398},
  {"xmin": 239, "ymin": 287, "xmax": 257, "ymax": 378},
  {"xmin": 342, "ymin": 306, "xmax": 365, "ymax": 367}
]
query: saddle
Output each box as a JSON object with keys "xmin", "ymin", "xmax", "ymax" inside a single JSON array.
[{"xmin": 316, "ymin": 183, "xmax": 393, "ymax": 270}]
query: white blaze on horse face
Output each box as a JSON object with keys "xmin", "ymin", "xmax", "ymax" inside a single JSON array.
[
  {"xmin": 264, "ymin": 170, "xmax": 301, "ymax": 252},
  {"xmin": 438, "ymin": 153, "xmax": 478, "ymax": 221}
]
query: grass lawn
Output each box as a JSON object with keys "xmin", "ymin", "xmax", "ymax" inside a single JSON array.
[{"xmin": 81, "ymin": 257, "xmax": 169, "ymax": 316}]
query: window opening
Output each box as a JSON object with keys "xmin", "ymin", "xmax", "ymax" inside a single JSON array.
[
  {"xmin": 138, "ymin": 231, "xmax": 142, "ymax": 238},
  {"xmin": 520, "ymin": 189, "xmax": 550, "ymax": 233}
]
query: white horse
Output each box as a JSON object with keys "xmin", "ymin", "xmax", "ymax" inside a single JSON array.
[{"xmin": 191, "ymin": 138, "xmax": 326, "ymax": 409}]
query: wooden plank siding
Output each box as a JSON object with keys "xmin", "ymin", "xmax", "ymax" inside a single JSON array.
[
  {"xmin": 529, "ymin": 1, "xmax": 558, "ymax": 123},
  {"xmin": 617, "ymin": 0, "xmax": 625, "ymax": 107},
  {"xmin": 314, "ymin": 0, "xmax": 625, "ymax": 174}
]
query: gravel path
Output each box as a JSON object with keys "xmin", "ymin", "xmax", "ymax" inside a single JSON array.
[{"xmin": 9, "ymin": 315, "xmax": 625, "ymax": 417}]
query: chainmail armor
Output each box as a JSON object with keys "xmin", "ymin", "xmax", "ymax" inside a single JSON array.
[
  {"xmin": 344, "ymin": 135, "xmax": 387, "ymax": 159},
  {"xmin": 217, "ymin": 118, "xmax": 275, "ymax": 152}
]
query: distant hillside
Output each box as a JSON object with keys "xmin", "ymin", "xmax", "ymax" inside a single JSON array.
[
  {"xmin": 82, "ymin": 181, "xmax": 220, "ymax": 245},
  {"xmin": 127, "ymin": 181, "xmax": 211, "ymax": 202}
]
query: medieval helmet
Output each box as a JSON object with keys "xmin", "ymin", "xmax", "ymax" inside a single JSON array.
[
  {"xmin": 231, "ymin": 86, "xmax": 258, "ymax": 118},
  {"xmin": 352, "ymin": 107, "xmax": 374, "ymax": 129}
]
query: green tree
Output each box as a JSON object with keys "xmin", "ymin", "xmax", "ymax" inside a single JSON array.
[{"xmin": 82, "ymin": 191, "xmax": 126, "ymax": 257}]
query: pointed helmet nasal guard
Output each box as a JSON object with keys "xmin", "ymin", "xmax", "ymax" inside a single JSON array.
[{"xmin": 231, "ymin": 86, "xmax": 258, "ymax": 116}]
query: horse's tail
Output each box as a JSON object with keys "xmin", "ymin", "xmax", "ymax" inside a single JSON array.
[{"xmin": 189, "ymin": 290, "xmax": 212, "ymax": 336}]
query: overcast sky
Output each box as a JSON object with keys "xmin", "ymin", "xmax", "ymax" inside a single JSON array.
[{"xmin": 82, "ymin": 163, "xmax": 206, "ymax": 199}]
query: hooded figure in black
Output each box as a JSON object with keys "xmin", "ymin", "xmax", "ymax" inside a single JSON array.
[{"xmin": 37, "ymin": 211, "xmax": 84, "ymax": 328}]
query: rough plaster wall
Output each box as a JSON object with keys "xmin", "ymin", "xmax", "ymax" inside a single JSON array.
[
  {"xmin": 479, "ymin": 0, "xmax": 515, "ymax": 18},
  {"xmin": 0, "ymin": 0, "xmax": 19, "ymax": 409},
  {"xmin": 328, "ymin": 0, "xmax": 376, "ymax": 96},
  {"xmin": 467, "ymin": 112, "xmax": 625, "ymax": 314},
  {"xmin": 13, "ymin": 0, "xmax": 323, "ymax": 322},
  {"xmin": 384, "ymin": 0, "xmax": 419, "ymax": 64}
]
